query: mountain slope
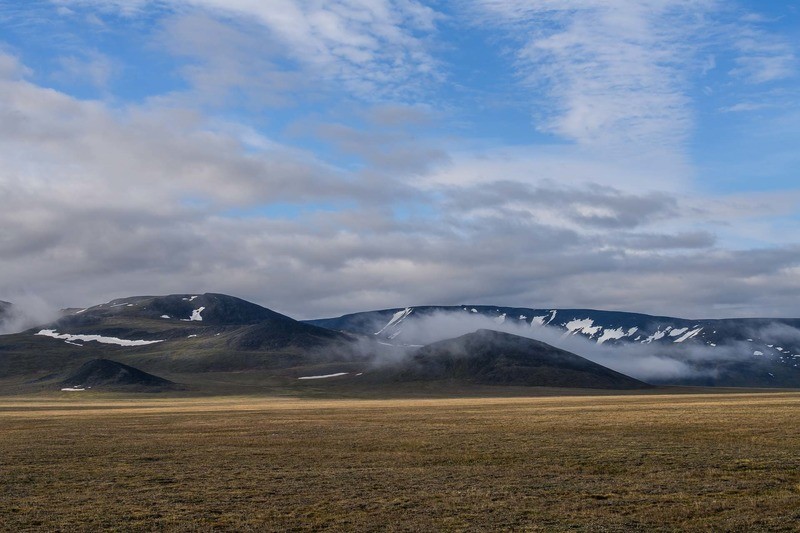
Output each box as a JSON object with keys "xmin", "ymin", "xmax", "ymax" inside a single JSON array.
[{"xmin": 373, "ymin": 329, "xmax": 648, "ymax": 389}]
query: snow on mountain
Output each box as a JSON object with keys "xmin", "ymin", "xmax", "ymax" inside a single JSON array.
[{"xmin": 36, "ymin": 329, "xmax": 164, "ymax": 347}]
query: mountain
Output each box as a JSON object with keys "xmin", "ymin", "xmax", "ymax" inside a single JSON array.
[
  {"xmin": 370, "ymin": 329, "xmax": 648, "ymax": 389},
  {"xmin": 0, "ymin": 293, "xmax": 366, "ymax": 381},
  {"xmin": 60, "ymin": 359, "xmax": 175, "ymax": 390},
  {"xmin": 307, "ymin": 305, "xmax": 800, "ymax": 387},
  {"xmin": 56, "ymin": 293, "xmax": 348, "ymax": 351},
  {"xmin": 3, "ymin": 293, "xmax": 799, "ymax": 393}
]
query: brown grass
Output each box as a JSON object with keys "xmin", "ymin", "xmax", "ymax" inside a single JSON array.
[{"xmin": 1, "ymin": 393, "xmax": 799, "ymax": 531}]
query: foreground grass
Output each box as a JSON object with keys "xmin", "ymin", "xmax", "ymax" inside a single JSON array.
[{"xmin": 1, "ymin": 393, "xmax": 799, "ymax": 531}]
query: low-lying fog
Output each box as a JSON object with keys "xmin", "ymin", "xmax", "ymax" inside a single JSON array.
[{"xmin": 366, "ymin": 311, "xmax": 800, "ymax": 382}]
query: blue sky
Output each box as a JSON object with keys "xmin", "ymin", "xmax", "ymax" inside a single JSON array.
[{"xmin": 0, "ymin": 0, "xmax": 798, "ymax": 318}]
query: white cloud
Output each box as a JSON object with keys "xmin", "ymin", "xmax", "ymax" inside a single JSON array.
[
  {"xmin": 415, "ymin": 142, "xmax": 694, "ymax": 194},
  {"xmin": 55, "ymin": 51, "xmax": 116, "ymax": 89},
  {"xmin": 57, "ymin": 0, "xmax": 443, "ymax": 98},
  {"xmin": 470, "ymin": 0, "xmax": 715, "ymax": 150},
  {"xmin": 2, "ymin": 5, "xmax": 800, "ymax": 322},
  {"xmin": 719, "ymin": 102, "xmax": 775, "ymax": 113},
  {"xmin": 0, "ymin": 51, "xmax": 32, "ymax": 79},
  {"xmin": 730, "ymin": 16, "xmax": 796, "ymax": 84}
]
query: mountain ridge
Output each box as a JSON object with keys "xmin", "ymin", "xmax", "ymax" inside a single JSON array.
[
  {"xmin": 306, "ymin": 304, "xmax": 800, "ymax": 387},
  {"xmin": 2, "ymin": 293, "xmax": 800, "ymax": 391}
]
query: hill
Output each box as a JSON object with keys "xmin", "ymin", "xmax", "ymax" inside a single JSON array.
[
  {"xmin": 369, "ymin": 329, "xmax": 648, "ymax": 389},
  {"xmin": 60, "ymin": 359, "xmax": 175, "ymax": 390}
]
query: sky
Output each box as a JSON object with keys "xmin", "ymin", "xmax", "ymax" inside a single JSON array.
[{"xmin": 0, "ymin": 0, "xmax": 798, "ymax": 319}]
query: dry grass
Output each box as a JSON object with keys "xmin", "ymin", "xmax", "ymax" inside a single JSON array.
[{"xmin": 1, "ymin": 393, "xmax": 799, "ymax": 531}]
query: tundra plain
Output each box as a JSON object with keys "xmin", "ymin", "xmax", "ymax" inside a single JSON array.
[{"xmin": 2, "ymin": 392, "xmax": 799, "ymax": 531}]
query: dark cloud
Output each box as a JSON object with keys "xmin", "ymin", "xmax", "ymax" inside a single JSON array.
[{"xmin": 445, "ymin": 180, "xmax": 678, "ymax": 229}]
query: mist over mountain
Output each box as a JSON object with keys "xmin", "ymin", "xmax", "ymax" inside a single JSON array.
[
  {"xmin": 0, "ymin": 297, "xmax": 60, "ymax": 335},
  {"xmin": 308, "ymin": 305, "xmax": 800, "ymax": 387}
]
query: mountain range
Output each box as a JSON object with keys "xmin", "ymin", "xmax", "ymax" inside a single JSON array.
[
  {"xmin": 1, "ymin": 294, "xmax": 799, "ymax": 393},
  {"xmin": 309, "ymin": 305, "xmax": 800, "ymax": 387}
]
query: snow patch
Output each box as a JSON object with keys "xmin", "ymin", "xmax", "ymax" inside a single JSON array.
[
  {"xmin": 36, "ymin": 329, "xmax": 164, "ymax": 347},
  {"xmin": 160, "ymin": 315, "xmax": 171, "ymax": 319},
  {"xmin": 643, "ymin": 329, "xmax": 667, "ymax": 344},
  {"xmin": 494, "ymin": 313, "xmax": 506, "ymax": 324},
  {"xmin": 182, "ymin": 307, "xmax": 205, "ymax": 322},
  {"xmin": 297, "ymin": 373, "xmax": 349, "ymax": 380},
  {"xmin": 596, "ymin": 327, "xmax": 627, "ymax": 345},
  {"xmin": 669, "ymin": 327, "xmax": 688, "ymax": 337},
  {"xmin": 61, "ymin": 387, "xmax": 86, "ymax": 392},
  {"xmin": 375, "ymin": 308, "xmax": 413, "ymax": 335},
  {"xmin": 754, "ymin": 351, "xmax": 764, "ymax": 356},
  {"xmin": 530, "ymin": 315, "xmax": 547, "ymax": 327},
  {"xmin": 673, "ymin": 327, "xmax": 703, "ymax": 343},
  {"xmin": 564, "ymin": 318, "xmax": 602, "ymax": 337}
]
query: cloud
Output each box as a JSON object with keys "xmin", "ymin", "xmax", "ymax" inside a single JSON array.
[
  {"xmin": 2, "ymin": 0, "xmax": 800, "ymax": 328},
  {"xmin": 300, "ymin": 116, "xmax": 450, "ymax": 175},
  {"xmin": 469, "ymin": 0, "xmax": 714, "ymax": 150},
  {"xmin": 0, "ymin": 294, "xmax": 60, "ymax": 335},
  {"xmin": 443, "ymin": 180, "xmax": 678, "ymax": 230},
  {"xmin": 0, "ymin": 50, "xmax": 31, "ymax": 79},
  {"xmin": 416, "ymin": 143, "xmax": 694, "ymax": 193},
  {"xmin": 154, "ymin": 12, "xmax": 307, "ymax": 108},
  {"xmin": 719, "ymin": 102, "xmax": 776, "ymax": 113},
  {"xmin": 730, "ymin": 19, "xmax": 796, "ymax": 84},
  {"xmin": 0, "ymin": 69, "xmax": 390, "ymax": 210},
  {"xmin": 2, "ymin": 50, "xmax": 800, "ymax": 320},
  {"xmin": 468, "ymin": 0, "xmax": 798, "ymax": 153},
  {"xmin": 57, "ymin": 0, "xmax": 443, "ymax": 99},
  {"xmin": 55, "ymin": 51, "xmax": 116, "ymax": 90}
]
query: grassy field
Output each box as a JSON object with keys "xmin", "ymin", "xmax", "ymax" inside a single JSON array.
[{"xmin": 1, "ymin": 393, "xmax": 799, "ymax": 531}]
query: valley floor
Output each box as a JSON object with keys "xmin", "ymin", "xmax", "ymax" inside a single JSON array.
[{"xmin": 1, "ymin": 393, "xmax": 799, "ymax": 531}]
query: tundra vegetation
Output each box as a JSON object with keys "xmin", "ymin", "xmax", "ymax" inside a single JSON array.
[{"xmin": 1, "ymin": 392, "xmax": 799, "ymax": 531}]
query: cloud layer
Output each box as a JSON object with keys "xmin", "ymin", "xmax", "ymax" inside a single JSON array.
[{"xmin": 1, "ymin": 2, "xmax": 799, "ymax": 319}]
